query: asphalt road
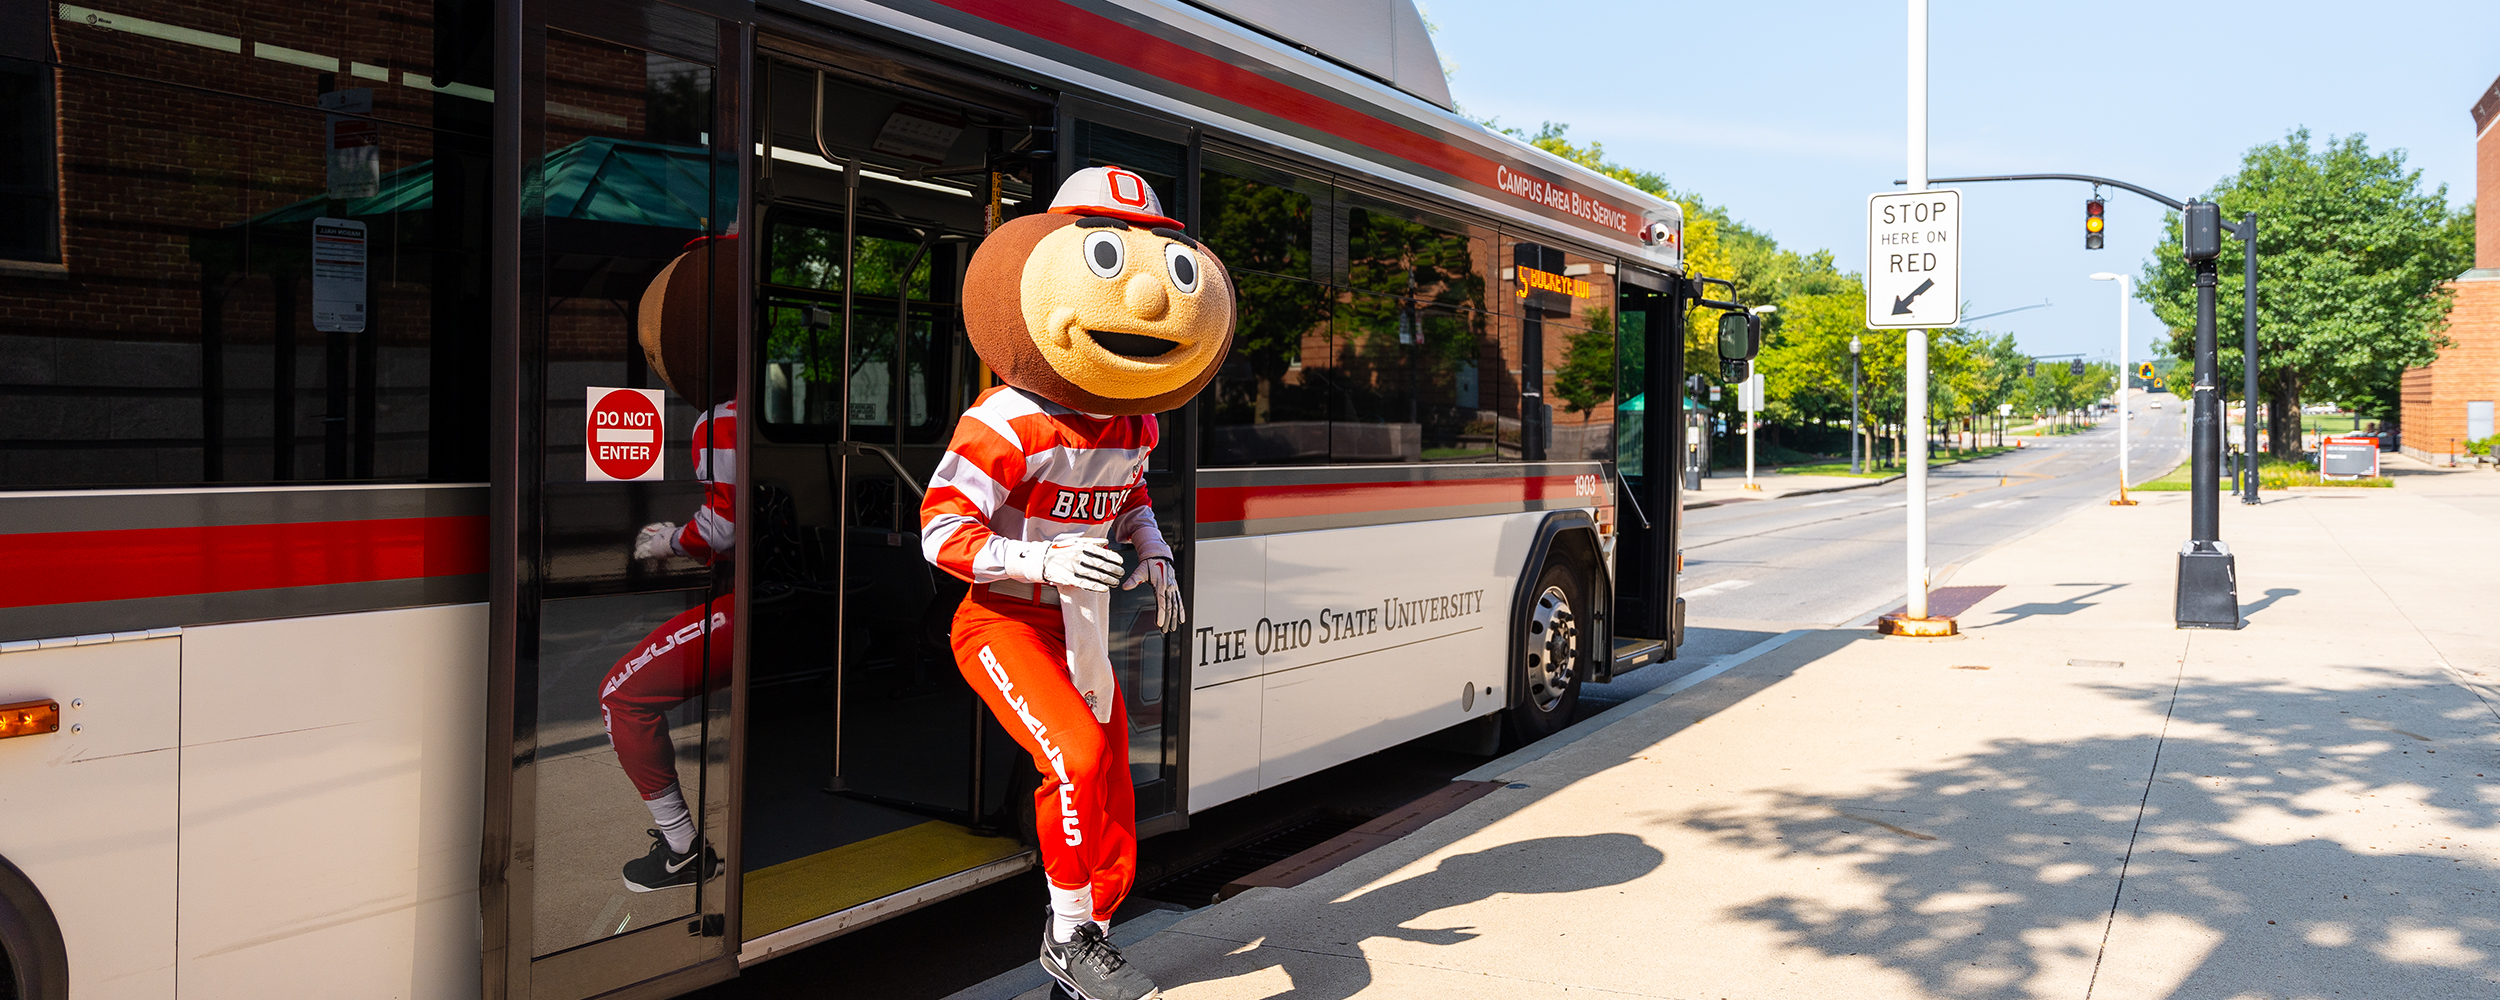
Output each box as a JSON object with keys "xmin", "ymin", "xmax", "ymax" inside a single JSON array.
[
  {"xmin": 693, "ymin": 406, "xmax": 2192, "ymax": 1000},
  {"xmin": 1580, "ymin": 403, "xmax": 2190, "ymax": 711}
]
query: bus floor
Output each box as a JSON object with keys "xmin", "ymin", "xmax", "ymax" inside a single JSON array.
[{"xmin": 738, "ymin": 673, "xmax": 1023, "ymax": 941}]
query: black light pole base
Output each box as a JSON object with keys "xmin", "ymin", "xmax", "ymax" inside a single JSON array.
[{"xmin": 2176, "ymin": 541, "xmax": 2242, "ymax": 629}]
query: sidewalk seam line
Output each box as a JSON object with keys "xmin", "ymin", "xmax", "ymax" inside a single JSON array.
[
  {"xmin": 2288, "ymin": 491, "xmax": 2500, "ymax": 725},
  {"xmin": 1453, "ymin": 629, "xmax": 1813, "ymax": 783},
  {"xmin": 2084, "ymin": 635, "xmax": 2190, "ymax": 1000}
]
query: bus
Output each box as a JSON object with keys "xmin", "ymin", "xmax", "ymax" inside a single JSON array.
[{"xmin": 0, "ymin": 0, "xmax": 1717, "ymax": 996}]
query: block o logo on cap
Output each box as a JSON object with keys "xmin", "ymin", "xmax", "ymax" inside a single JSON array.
[{"xmin": 1049, "ymin": 165, "xmax": 1182, "ymax": 229}]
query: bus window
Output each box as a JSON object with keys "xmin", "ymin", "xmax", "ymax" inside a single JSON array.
[
  {"xmin": 6, "ymin": 4, "xmax": 495, "ymax": 487},
  {"xmin": 1197, "ymin": 157, "xmax": 1332, "ymax": 466},
  {"xmin": 1336, "ymin": 207, "xmax": 1495, "ymax": 464},
  {"xmin": 1504, "ymin": 239, "xmax": 1618, "ymax": 462}
]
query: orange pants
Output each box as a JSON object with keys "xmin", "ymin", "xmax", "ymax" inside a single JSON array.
[{"xmin": 952, "ymin": 592, "xmax": 1136, "ymax": 920}]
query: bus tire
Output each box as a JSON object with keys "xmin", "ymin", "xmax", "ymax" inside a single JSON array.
[
  {"xmin": 0, "ymin": 854, "xmax": 68, "ymax": 1000},
  {"xmin": 1507, "ymin": 559, "xmax": 1587, "ymax": 745}
]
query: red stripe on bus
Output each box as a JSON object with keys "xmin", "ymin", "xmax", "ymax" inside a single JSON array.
[
  {"xmin": 931, "ymin": 0, "xmax": 1638, "ymax": 237},
  {"xmin": 1198, "ymin": 476, "xmax": 1594, "ymax": 523},
  {"xmin": 0, "ymin": 516, "xmax": 488, "ymax": 609}
]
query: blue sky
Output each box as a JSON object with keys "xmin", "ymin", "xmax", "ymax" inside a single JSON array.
[{"xmin": 1422, "ymin": 0, "xmax": 2497, "ymax": 369}]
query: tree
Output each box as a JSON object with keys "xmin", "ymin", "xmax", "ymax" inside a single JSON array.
[
  {"xmin": 2140, "ymin": 129, "xmax": 2473, "ymax": 457},
  {"xmin": 1552, "ymin": 309, "xmax": 1617, "ymax": 427}
]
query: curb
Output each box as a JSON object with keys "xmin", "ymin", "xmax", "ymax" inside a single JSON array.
[
  {"xmin": 942, "ymin": 906, "xmax": 1192, "ymax": 1000},
  {"xmin": 1774, "ymin": 473, "xmax": 1903, "ymax": 499},
  {"xmin": 1456, "ymin": 628, "xmax": 1814, "ymax": 783}
]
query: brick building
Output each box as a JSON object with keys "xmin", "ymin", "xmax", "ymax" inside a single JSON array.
[{"xmin": 2401, "ymin": 72, "xmax": 2500, "ymax": 464}]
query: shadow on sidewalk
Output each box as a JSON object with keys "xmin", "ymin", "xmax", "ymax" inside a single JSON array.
[
  {"xmin": 1173, "ymin": 833, "xmax": 1664, "ymax": 999},
  {"xmin": 1666, "ymin": 670, "xmax": 2500, "ymax": 998}
]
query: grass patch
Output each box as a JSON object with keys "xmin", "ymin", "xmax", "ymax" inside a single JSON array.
[{"xmin": 2133, "ymin": 458, "xmax": 2391, "ymax": 491}]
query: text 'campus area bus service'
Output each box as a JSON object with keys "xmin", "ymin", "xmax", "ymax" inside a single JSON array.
[{"xmin": 0, "ymin": 0, "xmax": 1738, "ymax": 995}]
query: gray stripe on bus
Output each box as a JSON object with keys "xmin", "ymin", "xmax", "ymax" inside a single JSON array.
[
  {"xmin": 1194, "ymin": 461, "xmax": 1607, "ymax": 489},
  {"xmin": 1196, "ymin": 498, "xmax": 1598, "ymax": 539},
  {"xmin": 0, "ymin": 483, "xmax": 489, "ymax": 535}
]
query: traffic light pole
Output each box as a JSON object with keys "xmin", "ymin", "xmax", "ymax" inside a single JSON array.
[{"xmin": 2178, "ymin": 201, "xmax": 2241, "ymax": 629}]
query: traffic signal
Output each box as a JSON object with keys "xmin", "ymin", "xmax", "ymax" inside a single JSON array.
[
  {"xmin": 2068, "ymin": 358, "xmax": 2085, "ymax": 377},
  {"xmin": 2137, "ymin": 361, "xmax": 2156, "ymax": 380},
  {"xmin": 2084, "ymin": 198, "xmax": 2106, "ymax": 250},
  {"xmin": 2025, "ymin": 361, "xmax": 2037, "ymax": 378}
]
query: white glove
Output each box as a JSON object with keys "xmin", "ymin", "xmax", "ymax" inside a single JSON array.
[
  {"xmin": 1036, "ymin": 537, "xmax": 1125, "ymax": 593},
  {"xmin": 633, "ymin": 522, "xmax": 684, "ymax": 561},
  {"xmin": 1122, "ymin": 556, "xmax": 1186, "ymax": 632}
]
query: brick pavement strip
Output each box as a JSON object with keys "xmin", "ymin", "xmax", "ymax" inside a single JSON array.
[{"xmin": 1103, "ymin": 470, "xmax": 2500, "ymax": 999}]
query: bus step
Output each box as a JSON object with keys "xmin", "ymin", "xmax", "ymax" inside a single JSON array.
[{"xmin": 1613, "ymin": 638, "xmax": 1668, "ymax": 672}]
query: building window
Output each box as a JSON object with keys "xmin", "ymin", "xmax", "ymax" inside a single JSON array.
[{"xmin": 0, "ymin": 59, "xmax": 59, "ymax": 265}]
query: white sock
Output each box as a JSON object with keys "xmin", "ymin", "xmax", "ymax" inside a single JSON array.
[
  {"xmin": 645, "ymin": 785, "xmax": 697, "ymax": 854},
  {"xmin": 1047, "ymin": 880, "xmax": 1094, "ymax": 943}
]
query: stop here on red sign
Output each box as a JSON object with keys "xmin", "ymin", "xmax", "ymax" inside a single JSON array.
[{"xmin": 586, "ymin": 386, "xmax": 666, "ymax": 482}]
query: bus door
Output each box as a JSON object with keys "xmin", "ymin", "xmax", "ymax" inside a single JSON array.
[
  {"xmin": 1060, "ymin": 97, "xmax": 1196, "ymax": 832},
  {"xmin": 487, "ymin": 1, "xmax": 747, "ymax": 997},
  {"xmin": 731, "ymin": 45, "xmax": 1041, "ymax": 957},
  {"xmin": 1612, "ymin": 272, "xmax": 1683, "ymax": 650}
]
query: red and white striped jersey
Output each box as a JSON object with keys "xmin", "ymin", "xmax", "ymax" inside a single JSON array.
[
  {"xmin": 675, "ymin": 400, "xmax": 736, "ymax": 564},
  {"xmin": 921, "ymin": 386, "xmax": 1171, "ymax": 583}
]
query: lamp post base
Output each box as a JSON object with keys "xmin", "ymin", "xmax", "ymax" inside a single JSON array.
[
  {"xmin": 1877, "ymin": 614, "xmax": 1960, "ymax": 638},
  {"xmin": 2175, "ymin": 541, "xmax": 2241, "ymax": 629}
]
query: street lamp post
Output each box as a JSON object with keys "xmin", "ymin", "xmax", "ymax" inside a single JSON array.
[
  {"xmin": 2091, "ymin": 272, "xmax": 2138, "ymax": 506},
  {"xmin": 2177, "ymin": 200, "xmax": 2241, "ymax": 629}
]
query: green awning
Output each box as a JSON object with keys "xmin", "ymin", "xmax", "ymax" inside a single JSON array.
[{"xmin": 249, "ymin": 137, "xmax": 724, "ymax": 228}]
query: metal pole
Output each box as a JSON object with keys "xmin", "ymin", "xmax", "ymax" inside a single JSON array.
[
  {"xmin": 2240, "ymin": 211, "xmax": 2260, "ymax": 503},
  {"xmin": 1850, "ymin": 342, "xmax": 1862, "ymax": 473},
  {"xmin": 1904, "ymin": 0, "xmax": 1929, "ymax": 620},
  {"xmin": 2116, "ymin": 277, "xmax": 2131, "ymax": 499}
]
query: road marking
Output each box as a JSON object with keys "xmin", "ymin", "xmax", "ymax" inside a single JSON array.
[
  {"xmin": 1999, "ymin": 500, "xmax": 2026, "ymax": 509},
  {"xmin": 1973, "ymin": 500, "xmax": 2003, "ymax": 508},
  {"xmin": 1682, "ymin": 579, "xmax": 1754, "ymax": 598},
  {"xmin": 1881, "ymin": 500, "xmax": 1909, "ymax": 508},
  {"xmin": 1801, "ymin": 498, "xmax": 1850, "ymax": 507}
]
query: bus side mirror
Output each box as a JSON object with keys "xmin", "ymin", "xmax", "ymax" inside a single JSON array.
[{"xmin": 1716, "ymin": 312, "xmax": 1758, "ymax": 362}]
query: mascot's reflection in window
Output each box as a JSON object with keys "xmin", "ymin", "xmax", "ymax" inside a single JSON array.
[
  {"xmin": 922, "ymin": 166, "xmax": 1232, "ymax": 1000},
  {"xmin": 599, "ymin": 235, "xmax": 738, "ymax": 893}
]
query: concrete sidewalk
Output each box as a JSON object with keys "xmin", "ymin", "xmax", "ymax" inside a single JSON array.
[{"xmin": 1114, "ymin": 470, "xmax": 2500, "ymax": 999}]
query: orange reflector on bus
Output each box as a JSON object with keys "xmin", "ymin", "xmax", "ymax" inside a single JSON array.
[{"xmin": 0, "ymin": 701, "xmax": 61, "ymax": 740}]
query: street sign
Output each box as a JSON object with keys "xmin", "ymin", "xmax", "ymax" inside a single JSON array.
[
  {"xmin": 1866, "ymin": 189, "xmax": 1961, "ymax": 328},
  {"xmin": 2319, "ymin": 436, "xmax": 2380, "ymax": 479},
  {"xmin": 1738, "ymin": 372, "xmax": 1764, "ymax": 412},
  {"xmin": 586, "ymin": 386, "xmax": 666, "ymax": 482}
]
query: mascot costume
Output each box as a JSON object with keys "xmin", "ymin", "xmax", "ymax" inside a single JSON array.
[
  {"xmin": 601, "ymin": 234, "xmax": 739, "ymax": 893},
  {"xmin": 921, "ymin": 166, "xmax": 1232, "ymax": 1000}
]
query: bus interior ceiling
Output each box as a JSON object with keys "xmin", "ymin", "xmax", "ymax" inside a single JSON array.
[{"xmin": 736, "ymin": 55, "xmax": 1043, "ymax": 943}]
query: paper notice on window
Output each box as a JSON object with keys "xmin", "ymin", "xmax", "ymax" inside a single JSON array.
[
  {"xmin": 312, "ymin": 218, "xmax": 368, "ymax": 333},
  {"xmin": 320, "ymin": 88, "xmax": 379, "ymax": 200}
]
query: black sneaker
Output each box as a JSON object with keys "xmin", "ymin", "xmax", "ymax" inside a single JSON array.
[
  {"xmin": 621, "ymin": 829, "xmax": 720, "ymax": 893},
  {"xmin": 1040, "ymin": 918, "xmax": 1160, "ymax": 1000}
]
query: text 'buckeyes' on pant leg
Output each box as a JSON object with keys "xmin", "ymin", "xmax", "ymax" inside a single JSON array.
[
  {"xmin": 600, "ymin": 593, "xmax": 736, "ymax": 801},
  {"xmin": 952, "ymin": 597, "xmax": 1137, "ymax": 920}
]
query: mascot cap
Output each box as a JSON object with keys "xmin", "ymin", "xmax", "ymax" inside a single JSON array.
[{"xmin": 1048, "ymin": 165, "xmax": 1182, "ymax": 229}]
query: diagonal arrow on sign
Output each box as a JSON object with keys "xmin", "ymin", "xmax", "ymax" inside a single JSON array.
[{"xmin": 1890, "ymin": 278, "xmax": 1935, "ymax": 316}]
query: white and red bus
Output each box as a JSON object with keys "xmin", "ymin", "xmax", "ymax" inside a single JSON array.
[{"xmin": 0, "ymin": 0, "xmax": 1716, "ymax": 996}]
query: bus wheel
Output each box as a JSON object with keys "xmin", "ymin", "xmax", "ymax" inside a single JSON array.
[
  {"xmin": 0, "ymin": 854, "xmax": 68, "ymax": 1000},
  {"xmin": 1508, "ymin": 561, "xmax": 1586, "ymax": 744}
]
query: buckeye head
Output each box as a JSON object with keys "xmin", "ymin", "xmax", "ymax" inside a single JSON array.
[
  {"xmin": 962, "ymin": 166, "xmax": 1234, "ymax": 416},
  {"xmin": 635, "ymin": 234, "xmax": 740, "ymax": 403}
]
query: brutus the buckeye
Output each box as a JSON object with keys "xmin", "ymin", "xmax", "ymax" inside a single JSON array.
[{"xmin": 921, "ymin": 167, "xmax": 1233, "ymax": 1000}]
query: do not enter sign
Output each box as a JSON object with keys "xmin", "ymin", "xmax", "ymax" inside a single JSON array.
[{"xmin": 586, "ymin": 386, "xmax": 666, "ymax": 482}]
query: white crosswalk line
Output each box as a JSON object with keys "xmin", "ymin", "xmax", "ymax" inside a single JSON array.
[{"xmin": 1682, "ymin": 579, "xmax": 1754, "ymax": 598}]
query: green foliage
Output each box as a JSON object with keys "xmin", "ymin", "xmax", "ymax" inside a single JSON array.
[
  {"xmin": 1553, "ymin": 308, "xmax": 1617, "ymax": 419},
  {"xmin": 2467, "ymin": 435, "xmax": 2500, "ymax": 458},
  {"xmin": 2139, "ymin": 129, "xmax": 2474, "ymax": 441}
]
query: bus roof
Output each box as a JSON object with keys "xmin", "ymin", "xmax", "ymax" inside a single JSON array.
[{"xmin": 834, "ymin": 0, "xmax": 1687, "ymax": 272}]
